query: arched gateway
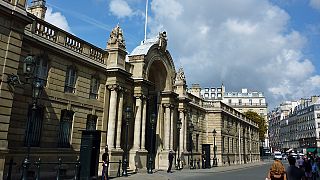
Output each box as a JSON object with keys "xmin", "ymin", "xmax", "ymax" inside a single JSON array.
[{"xmin": 128, "ymin": 31, "xmax": 178, "ymax": 169}]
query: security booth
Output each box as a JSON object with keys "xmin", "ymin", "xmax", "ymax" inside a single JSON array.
[
  {"xmin": 202, "ymin": 144, "xmax": 211, "ymax": 168},
  {"xmin": 79, "ymin": 130, "xmax": 101, "ymax": 179}
]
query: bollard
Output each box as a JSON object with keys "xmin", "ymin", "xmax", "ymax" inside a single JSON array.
[
  {"xmin": 56, "ymin": 158, "xmax": 62, "ymax": 180},
  {"xmin": 6, "ymin": 158, "xmax": 13, "ymax": 180},
  {"xmin": 35, "ymin": 158, "xmax": 41, "ymax": 180},
  {"xmin": 74, "ymin": 157, "xmax": 80, "ymax": 180},
  {"xmin": 117, "ymin": 160, "xmax": 121, "ymax": 177}
]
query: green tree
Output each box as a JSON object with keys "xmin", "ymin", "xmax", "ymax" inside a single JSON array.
[{"xmin": 244, "ymin": 111, "xmax": 267, "ymax": 141}]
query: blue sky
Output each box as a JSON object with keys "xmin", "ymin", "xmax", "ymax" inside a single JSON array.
[{"xmin": 40, "ymin": 0, "xmax": 320, "ymax": 109}]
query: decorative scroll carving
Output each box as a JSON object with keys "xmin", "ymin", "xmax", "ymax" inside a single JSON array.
[
  {"xmin": 108, "ymin": 25, "xmax": 126, "ymax": 49},
  {"xmin": 176, "ymin": 67, "xmax": 186, "ymax": 82}
]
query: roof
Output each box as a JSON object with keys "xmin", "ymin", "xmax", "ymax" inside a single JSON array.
[{"xmin": 130, "ymin": 37, "xmax": 158, "ymax": 56}]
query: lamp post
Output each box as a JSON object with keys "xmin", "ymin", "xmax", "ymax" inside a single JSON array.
[
  {"xmin": 147, "ymin": 113, "xmax": 156, "ymax": 174},
  {"xmin": 226, "ymin": 123, "xmax": 231, "ymax": 166},
  {"xmin": 189, "ymin": 123, "xmax": 194, "ymax": 169},
  {"xmin": 176, "ymin": 118, "xmax": 182, "ymax": 170},
  {"xmin": 122, "ymin": 107, "xmax": 132, "ymax": 177},
  {"xmin": 19, "ymin": 56, "xmax": 44, "ymax": 180},
  {"xmin": 212, "ymin": 129, "xmax": 217, "ymax": 167}
]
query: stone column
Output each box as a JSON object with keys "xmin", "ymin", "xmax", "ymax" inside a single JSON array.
[
  {"xmin": 133, "ymin": 96, "xmax": 142, "ymax": 150},
  {"xmin": 183, "ymin": 110, "xmax": 188, "ymax": 152},
  {"xmin": 140, "ymin": 96, "xmax": 147, "ymax": 150},
  {"xmin": 170, "ymin": 105, "xmax": 174, "ymax": 149},
  {"xmin": 107, "ymin": 85, "xmax": 118, "ymax": 149},
  {"xmin": 115, "ymin": 89, "xmax": 124, "ymax": 149},
  {"xmin": 164, "ymin": 104, "xmax": 171, "ymax": 150},
  {"xmin": 179, "ymin": 110, "xmax": 185, "ymax": 154}
]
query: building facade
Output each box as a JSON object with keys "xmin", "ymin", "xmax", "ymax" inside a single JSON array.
[
  {"xmin": 279, "ymin": 97, "xmax": 320, "ymax": 153},
  {"xmin": 200, "ymin": 86, "xmax": 269, "ymax": 148},
  {"xmin": 0, "ymin": 0, "xmax": 260, "ymax": 178},
  {"xmin": 268, "ymin": 101, "xmax": 298, "ymax": 152}
]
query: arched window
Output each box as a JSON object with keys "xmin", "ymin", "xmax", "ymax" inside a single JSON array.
[
  {"xmin": 89, "ymin": 75, "xmax": 99, "ymax": 99},
  {"xmin": 64, "ymin": 65, "xmax": 77, "ymax": 93}
]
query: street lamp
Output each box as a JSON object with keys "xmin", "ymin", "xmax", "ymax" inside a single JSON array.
[
  {"xmin": 122, "ymin": 107, "xmax": 132, "ymax": 177},
  {"xmin": 147, "ymin": 113, "xmax": 156, "ymax": 174},
  {"xmin": 189, "ymin": 123, "xmax": 194, "ymax": 169},
  {"xmin": 226, "ymin": 123, "xmax": 231, "ymax": 166},
  {"xmin": 18, "ymin": 56, "xmax": 44, "ymax": 180},
  {"xmin": 212, "ymin": 129, "xmax": 217, "ymax": 167},
  {"xmin": 176, "ymin": 118, "xmax": 182, "ymax": 170}
]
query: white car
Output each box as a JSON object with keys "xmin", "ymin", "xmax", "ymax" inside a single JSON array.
[{"xmin": 274, "ymin": 152, "xmax": 282, "ymax": 160}]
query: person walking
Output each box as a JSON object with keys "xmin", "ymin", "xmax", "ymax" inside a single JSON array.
[
  {"xmin": 286, "ymin": 155, "xmax": 306, "ymax": 180},
  {"xmin": 266, "ymin": 159, "xmax": 287, "ymax": 180},
  {"xmin": 167, "ymin": 150, "xmax": 174, "ymax": 173}
]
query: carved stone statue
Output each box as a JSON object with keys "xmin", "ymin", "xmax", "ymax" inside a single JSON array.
[
  {"xmin": 176, "ymin": 67, "xmax": 186, "ymax": 82},
  {"xmin": 157, "ymin": 31, "xmax": 167, "ymax": 50},
  {"xmin": 107, "ymin": 25, "xmax": 125, "ymax": 48}
]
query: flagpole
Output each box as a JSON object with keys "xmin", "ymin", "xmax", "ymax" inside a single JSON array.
[{"xmin": 144, "ymin": 0, "xmax": 148, "ymax": 42}]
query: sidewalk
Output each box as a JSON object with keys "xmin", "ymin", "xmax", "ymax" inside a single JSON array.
[{"xmin": 112, "ymin": 161, "xmax": 270, "ymax": 180}]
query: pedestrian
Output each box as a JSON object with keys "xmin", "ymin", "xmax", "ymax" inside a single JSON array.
[
  {"xmin": 311, "ymin": 160, "xmax": 318, "ymax": 180},
  {"xmin": 305, "ymin": 159, "xmax": 313, "ymax": 180},
  {"xmin": 266, "ymin": 159, "xmax": 287, "ymax": 180},
  {"xmin": 102, "ymin": 146, "xmax": 109, "ymax": 180},
  {"xmin": 286, "ymin": 155, "xmax": 306, "ymax": 180},
  {"xmin": 297, "ymin": 156, "xmax": 305, "ymax": 169},
  {"xmin": 167, "ymin": 150, "xmax": 174, "ymax": 173}
]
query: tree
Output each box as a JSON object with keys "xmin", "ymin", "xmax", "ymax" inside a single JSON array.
[{"xmin": 244, "ymin": 111, "xmax": 267, "ymax": 141}]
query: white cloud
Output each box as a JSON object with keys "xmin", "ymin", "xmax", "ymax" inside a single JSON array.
[
  {"xmin": 310, "ymin": 0, "xmax": 320, "ymax": 10},
  {"xmin": 45, "ymin": 7, "xmax": 71, "ymax": 33},
  {"xmin": 147, "ymin": 0, "xmax": 319, "ymax": 108},
  {"xmin": 109, "ymin": 0, "xmax": 133, "ymax": 18}
]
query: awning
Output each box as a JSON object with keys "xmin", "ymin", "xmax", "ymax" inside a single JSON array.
[{"xmin": 306, "ymin": 148, "xmax": 317, "ymax": 153}]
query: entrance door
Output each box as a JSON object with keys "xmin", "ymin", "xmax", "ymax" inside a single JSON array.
[{"xmin": 202, "ymin": 144, "xmax": 211, "ymax": 168}]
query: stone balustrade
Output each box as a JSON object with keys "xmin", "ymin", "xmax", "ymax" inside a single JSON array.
[{"xmin": 26, "ymin": 18, "xmax": 106, "ymax": 64}]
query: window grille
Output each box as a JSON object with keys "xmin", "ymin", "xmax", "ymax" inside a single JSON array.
[
  {"xmin": 24, "ymin": 105, "xmax": 44, "ymax": 147},
  {"xmin": 58, "ymin": 110, "xmax": 74, "ymax": 148}
]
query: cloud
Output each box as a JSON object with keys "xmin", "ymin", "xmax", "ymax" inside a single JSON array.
[
  {"xmin": 109, "ymin": 0, "xmax": 133, "ymax": 18},
  {"xmin": 310, "ymin": 0, "xmax": 320, "ymax": 10},
  {"xmin": 147, "ymin": 0, "xmax": 319, "ymax": 108},
  {"xmin": 45, "ymin": 7, "xmax": 71, "ymax": 33}
]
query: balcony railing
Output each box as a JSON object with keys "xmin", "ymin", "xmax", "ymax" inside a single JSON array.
[
  {"xmin": 227, "ymin": 103, "xmax": 268, "ymax": 107},
  {"xmin": 26, "ymin": 18, "xmax": 106, "ymax": 64}
]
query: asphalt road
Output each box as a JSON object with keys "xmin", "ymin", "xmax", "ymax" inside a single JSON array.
[{"xmin": 167, "ymin": 161, "xmax": 284, "ymax": 180}]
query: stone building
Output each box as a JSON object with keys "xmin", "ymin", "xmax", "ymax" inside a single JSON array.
[{"xmin": 0, "ymin": 0, "xmax": 260, "ymax": 178}]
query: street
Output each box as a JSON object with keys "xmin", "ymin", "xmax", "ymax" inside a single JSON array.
[{"xmin": 115, "ymin": 160, "xmax": 287, "ymax": 180}]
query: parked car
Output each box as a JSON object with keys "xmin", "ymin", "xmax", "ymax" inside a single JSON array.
[
  {"xmin": 290, "ymin": 152, "xmax": 298, "ymax": 159},
  {"xmin": 274, "ymin": 151, "xmax": 282, "ymax": 160}
]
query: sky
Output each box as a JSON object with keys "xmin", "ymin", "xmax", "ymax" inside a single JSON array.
[{"xmin": 37, "ymin": 0, "xmax": 320, "ymax": 110}]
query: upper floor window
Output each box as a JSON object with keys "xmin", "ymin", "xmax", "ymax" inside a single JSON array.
[
  {"xmin": 217, "ymin": 88, "xmax": 221, "ymax": 92},
  {"xmin": 35, "ymin": 55, "xmax": 49, "ymax": 85},
  {"xmin": 90, "ymin": 75, "xmax": 100, "ymax": 99},
  {"xmin": 239, "ymin": 99, "xmax": 242, "ymax": 105},
  {"xmin": 228, "ymin": 99, "xmax": 232, "ymax": 104},
  {"xmin": 64, "ymin": 66, "xmax": 77, "ymax": 93},
  {"xmin": 205, "ymin": 88, "xmax": 209, "ymax": 92}
]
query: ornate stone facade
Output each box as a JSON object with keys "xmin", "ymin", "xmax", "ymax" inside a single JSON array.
[{"xmin": 0, "ymin": 1, "xmax": 260, "ymax": 178}]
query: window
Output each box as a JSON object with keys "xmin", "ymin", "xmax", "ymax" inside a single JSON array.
[
  {"xmin": 90, "ymin": 75, "xmax": 99, "ymax": 99},
  {"xmin": 217, "ymin": 93, "xmax": 222, "ymax": 97},
  {"xmin": 205, "ymin": 88, "xmax": 209, "ymax": 92},
  {"xmin": 317, "ymin": 113, "xmax": 320, "ymax": 118},
  {"xmin": 58, "ymin": 110, "xmax": 74, "ymax": 148},
  {"xmin": 24, "ymin": 105, "xmax": 44, "ymax": 147},
  {"xmin": 86, "ymin": 114, "xmax": 98, "ymax": 130},
  {"xmin": 35, "ymin": 55, "xmax": 48, "ymax": 85},
  {"xmin": 217, "ymin": 88, "xmax": 221, "ymax": 92},
  {"xmin": 228, "ymin": 99, "xmax": 232, "ymax": 104},
  {"xmin": 204, "ymin": 93, "xmax": 209, "ymax": 98},
  {"xmin": 64, "ymin": 66, "xmax": 77, "ymax": 93},
  {"xmin": 249, "ymin": 99, "xmax": 252, "ymax": 105},
  {"xmin": 196, "ymin": 134, "xmax": 199, "ymax": 152},
  {"xmin": 211, "ymin": 88, "xmax": 215, "ymax": 92},
  {"xmin": 211, "ymin": 93, "xmax": 215, "ymax": 98},
  {"xmin": 239, "ymin": 99, "xmax": 242, "ymax": 105}
]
